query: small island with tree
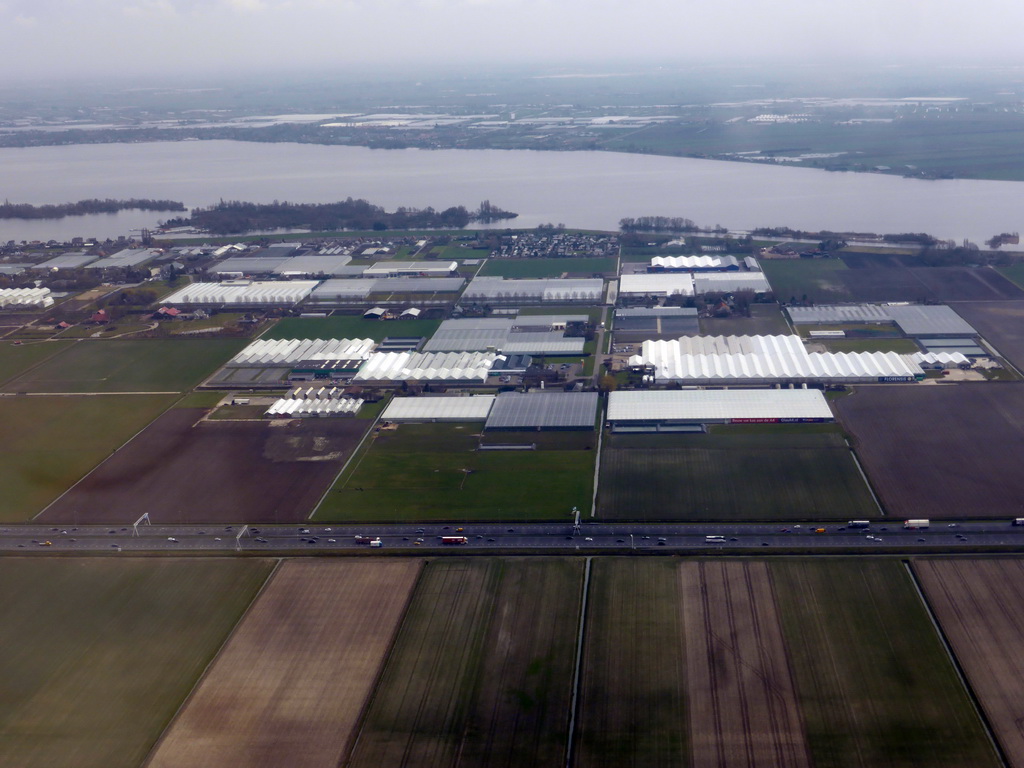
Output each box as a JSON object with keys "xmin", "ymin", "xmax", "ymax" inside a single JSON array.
[{"xmin": 0, "ymin": 198, "xmax": 186, "ymax": 220}]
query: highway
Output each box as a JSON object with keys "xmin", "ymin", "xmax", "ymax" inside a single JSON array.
[{"xmin": 2, "ymin": 520, "xmax": 1024, "ymax": 554}]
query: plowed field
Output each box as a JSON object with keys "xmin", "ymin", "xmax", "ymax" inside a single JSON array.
[
  {"xmin": 915, "ymin": 558, "xmax": 1024, "ymax": 768},
  {"xmin": 147, "ymin": 559, "xmax": 421, "ymax": 768},
  {"xmin": 681, "ymin": 561, "xmax": 810, "ymax": 767},
  {"xmin": 836, "ymin": 384, "xmax": 1024, "ymax": 517}
]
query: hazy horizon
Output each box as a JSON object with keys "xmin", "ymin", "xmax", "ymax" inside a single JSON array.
[{"xmin": 1, "ymin": 0, "xmax": 1022, "ymax": 82}]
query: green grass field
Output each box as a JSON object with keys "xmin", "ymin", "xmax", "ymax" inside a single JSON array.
[
  {"xmin": 480, "ymin": 257, "xmax": 618, "ymax": 278},
  {"xmin": 996, "ymin": 263, "xmax": 1024, "ymax": 290},
  {"xmin": 759, "ymin": 258, "xmax": 854, "ymax": 304},
  {"xmin": 314, "ymin": 422, "xmax": 595, "ymax": 521},
  {"xmin": 0, "ymin": 340, "xmax": 72, "ymax": 386},
  {"xmin": 575, "ymin": 558, "xmax": 688, "ymax": 767},
  {"xmin": 349, "ymin": 558, "xmax": 583, "ymax": 767},
  {"xmin": 265, "ymin": 315, "xmax": 443, "ymax": 343},
  {"xmin": 0, "ymin": 557, "xmax": 273, "ymax": 768},
  {"xmin": 598, "ymin": 432, "xmax": 876, "ymax": 521},
  {"xmin": 2, "ymin": 339, "xmax": 246, "ymax": 393},
  {"xmin": 773, "ymin": 560, "xmax": 998, "ymax": 768},
  {"xmin": 0, "ymin": 394, "xmax": 176, "ymax": 521}
]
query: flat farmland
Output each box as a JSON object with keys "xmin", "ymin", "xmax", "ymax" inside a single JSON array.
[
  {"xmin": 575, "ymin": 558, "xmax": 688, "ymax": 767},
  {"xmin": 42, "ymin": 408, "xmax": 370, "ymax": 524},
  {"xmin": 315, "ymin": 422, "xmax": 594, "ymax": 522},
  {"xmin": 908, "ymin": 267, "xmax": 1024, "ymax": 301},
  {"xmin": 836, "ymin": 267, "xmax": 936, "ymax": 303},
  {"xmin": 773, "ymin": 560, "xmax": 997, "ymax": 768},
  {"xmin": 0, "ymin": 394, "xmax": 175, "ymax": 522},
  {"xmin": 598, "ymin": 432, "xmax": 876, "ymax": 521},
  {"xmin": 0, "ymin": 340, "xmax": 72, "ymax": 386},
  {"xmin": 953, "ymin": 301, "xmax": 1024, "ymax": 372},
  {"xmin": 0, "ymin": 558, "xmax": 272, "ymax": 768},
  {"xmin": 681, "ymin": 561, "xmax": 810, "ymax": 767},
  {"xmin": 148, "ymin": 559, "xmax": 421, "ymax": 768},
  {"xmin": 836, "ymin": 384, "xmax": 1024, "ymax": 517},
  {"xmin": 758, "ymin": 259, "xmax": 854, "ymax": 304},
  {"xmin": 3, "ymin": 339, "xmax": 246, "ymax": 393},
  {"xmin": 915, "ymin": 558, "xmax": 1024, "ymax": 768},
  {"xmin": 348, "ymin": 558, "xmax": 582, "ymax": 767}
]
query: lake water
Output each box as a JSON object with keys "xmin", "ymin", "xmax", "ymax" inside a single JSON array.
[{"xmin": 2, "ymin": 140, "xmax": 1023, "ymax": 244}]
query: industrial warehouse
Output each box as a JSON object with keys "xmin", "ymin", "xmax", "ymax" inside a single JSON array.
[{"xmin": 606, "ymin": 388, "xmax": 834, "ymax": 432}]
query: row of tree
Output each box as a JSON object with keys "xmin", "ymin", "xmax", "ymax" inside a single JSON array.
[
  {"xmin": 619, "ymin": 216, "xmax": 699, "ymax": 233},
  {"xmin": 163, "ymin": 198, "xmax": 516, "ymax": 235},
  {"xmin": 0, "ymin": 198, "xmax": 185, "ymax": 220}
]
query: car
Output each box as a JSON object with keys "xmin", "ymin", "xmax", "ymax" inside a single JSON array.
[
  {"xmin": 324, "ymin": 528, "xmax": 332, "ymax": 532},
  {"xmin": 616, "ymin": 539, "xmax": 625, "ymax": 543},
  {"xmin": 507, "ymin": 529, "xmax": 515, "ymax": 533},
  {"xmin": 948, "ymin": 523, "xmax": 958, "ymax": 528},
  {"xmin": 198, "ymin": 530, "xmax": 205, "ymax": 535},
  {"xmin": 415, "ymin": 528, "xmax": 425, "ymax": 534},
  {"xmin": 487, "ymin": 538, "xmax": 496, "ymax": 542},
  {"xmin": 918, "ymin": 538, "xmax": 926, "ymax": 542},
  {"xmin": 110, "ymin": 544, "xmax": 119, "ymax": 549},
  {"xmin": 657, "ymin": 540, "xmax": 666, "ymax": 546},
  {"xmin": 761, "ymin": 542, "xmax": 770, "ymax": 546},
  {"xmin": 109, "ymin": 530, "xmax": 116, "ymax": 534},
  {"xmin": 780, "ymin": 528, "xmax": 790, "ymax": 533},
  {"xmin": 328, "ymin": 538, "xmax": 336, "ymax": 543},
  {"xmin": 416, "ymin": 538, "xmax": 424, "ymax": 542},
  {"xmin": 456, "ymin": 527, "xmax": 464, "ymax": 532},
  {"xmin": 584, "ymin": 537, "xmax": 594, "ymax": 541},
  {"xmin": 17, "ymin": 544, "xmax": 24, "ymax": 548},
  {"xmin": 403, "ymin": 537, "xmax": 410, "ymax": 541},
  {"xmin": 40, "ymin": 541, "xmax": 52, "ymax": 546},
  {"xmin": 167, "ymin": 537, "xmax": 178, "ymax": 543},
  {"xmin": 214, "ymin": 537, "xmax": 222, "ymax": 541},
  {"xmin": 299, "ymin": 528, "xmax": 310, "ymax": 534},
  {"xmin": 565, "ymin": 536, "xmax": 574, "ymax": 540},
  {"xmin": 729, "ymin": 537, "xmax": 738, "ymax": 542},
  {"xmin": 414, "ymin": 541, "xmax": 422, "ymax": 546},
  {"xmin": 658, "ymin": 537, "xmax": 667, "ymax": 542}
]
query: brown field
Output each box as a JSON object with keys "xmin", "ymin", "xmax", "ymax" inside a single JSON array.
[
  {"xmin": 348, "ymin": 558, "xmax": 582, "ymax": 768},
  {"xmin": 952, "ymin": 301, "xmax": 1024, "ymax": 372},
  {"xmin": 835, "ymin": 384, "xmax": 1024, "ymax": 517},
  {"xmin": 915, "ymin": 558, "xmax": 1024, "ymax": 768},
  {"xmin": 147, "ymin": 559, "xmax": 421, "ymax": 768},
  {"xmin": 908, "ymin": 267, "xmax": 1024, "ymax": 302},
  {"xmin": 41, "ymin": 409, "xmax": 370, "ymax": 524},
  {"xmin": 575, "ymin": 558, "xmax": 688, "ymax": 767},
  {"xmin": 680, "ymin": 561, "xmax": 811, "ymax": 767}
]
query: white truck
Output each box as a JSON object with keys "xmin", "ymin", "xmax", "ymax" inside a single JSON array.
[{"xmin": 903, "ymin": 519, "xmax": 930, "ymax": 529}]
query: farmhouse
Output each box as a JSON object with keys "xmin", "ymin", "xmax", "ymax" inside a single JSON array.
[{"xmin": 606, "ymin": 388, "xmax": 834, "ymax": 432}]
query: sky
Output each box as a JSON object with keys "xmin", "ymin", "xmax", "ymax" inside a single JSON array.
[{"xmin": 0, "ymin": 0, "xmax": 1021, "ymax": 81}]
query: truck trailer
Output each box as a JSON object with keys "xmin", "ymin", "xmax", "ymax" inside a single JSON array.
[
  {"xmin": 441, "ymin": 536, "xmax": 469, "ymax": 545},
  {"xmin": 903, "ymin": 519, "xmax": 930, "ymax": 529}
]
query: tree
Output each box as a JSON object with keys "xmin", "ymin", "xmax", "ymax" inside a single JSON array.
[{"xmin": 599, "ymin": 374, "xmax": 618, "ymax": 393}]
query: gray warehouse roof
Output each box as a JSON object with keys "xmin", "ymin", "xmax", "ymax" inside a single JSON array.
[
  {"xmin": 485, "ymin": 391, "xmax": 599, "ymax": 430},
  {"xmin": 273, "ymin": 254, "xmax": 354, "ymax": 276},
  {"xmin": 34, "ymin": 251, "xmax": 99, "ymax": 270},
  {"xmin": 886, "ymin": 304, "xmax": 976, "ymax": 337},
  {"xmin": 210, "ymin": 257, "xmax": 287, "ymax": 274}
]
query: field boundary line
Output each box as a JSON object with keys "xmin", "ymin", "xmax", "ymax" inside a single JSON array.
[
  {"xmin": 846, "ymin": 438, "xmax": 885, "ymax": 517},
  {"xmin": 903, "ymin": 560, "xmax": 1009, "ymax": 768},
  {"xmin": 140, "ymin": 557, "xmax": 283, "ymax": 768},
  {"xmin": 339, "ymin": 558, "xmax": 427, "ymax": 768},
  {"xmin": 308, "ymin": 401, "xmax": 386, "ymax": 520},
  {"xmin": 590, "ymin": 413, "xmax": 604, "ymax": 519},
  {"xmin": 564, "ymin": 555, "xmax": 592, "ymax": 768},
  {"xmin": 0, "ymin": 338, "xmax": 75, "ymax": 389},
  {"xmin": 31, "ymin": 391, "xmax": 183, "ymax": 522}
]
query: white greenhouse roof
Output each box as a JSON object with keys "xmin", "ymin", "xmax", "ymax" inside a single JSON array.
[
  {"xmin": 500, "ymin": 333, "xmax": 585, "ymax": 355},
  {"xmin": 631, "ymin": 334, "xmax": 922, "ymax": 382},
  {"xmin": 464, "ymin": 276, "xmax": 604, "ymax": 302},
  {"xmin": 84, "ymin": 247, "xmax": 162, "ymax": 269},
  {"xmin": 650, "ymin": 255, "xmax": 740, "ymax": 270},
  {"xmin": 382, "ymin": 395, "xmax": 496, "ymax": 421},
  {"xmin": 618, "ymin": 273, "xmax": 694, "ymax": 296},
  {"xmin": 788, "ymin": 305, "xmax": 895, "ymax": 324},
  {"xmin": 265, "ymin": 397, "xmax": 363, "ymax": 417},
  {"xmin": 353, "ymin": 351, "xmax": 499, "ymax": 382},
  {"xmin": 364, "ymin": 260, "xmax": 458, "ymax": 275},
  {"xmin": 272, "ymin": 254, "xmax": 353, "ymax": 276},
  {"xmin": 607, "ymin": 389, "xmax": 833, "ymax": 422},
  {"xmin": 230, "ymin": 338, "xmax": 375, "ymax": 366},
  {"xmin": 0, "ymin": 287, "xmax": 53, "ymax": 308},
  {"xmin": 34, "ymin": 251, "xmax": 99, "ymax": 270},
  {"xmin": 913, "ymin": 351, "xmax": 971, "ymax": 366},
  {"xmin": 694, "ymin": 272, "xmax": 772, "ymax": 294},
  {"xmin": 162, "ymin": 280, "xmax": 319, "ymax": 306}
]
